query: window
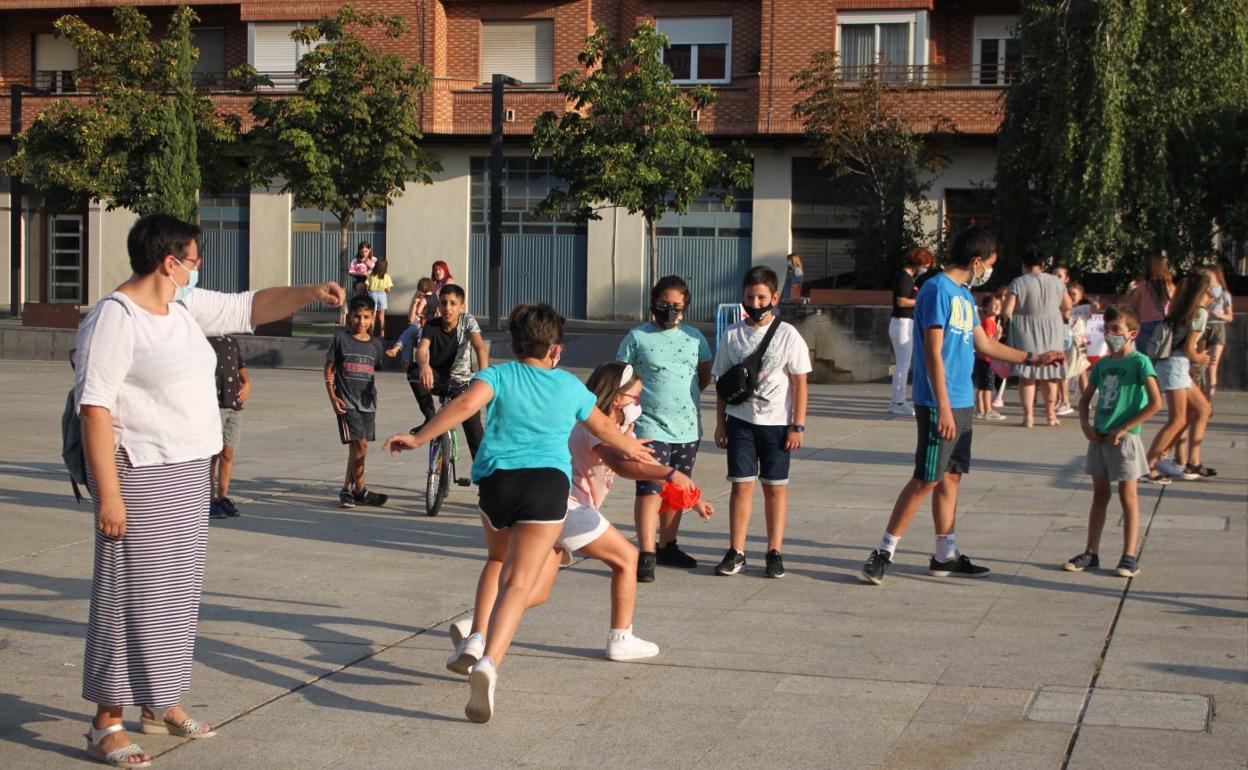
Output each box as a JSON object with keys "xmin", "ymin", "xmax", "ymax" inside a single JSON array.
[
  {"xmin": 973, "ymin": 17, "xmax": 1020, "ymax": 85},
  {"xmin": 836, "ymin": 12, "xmax": 927, "ymax": 83},
  {"xmin": 35, "ymin": 33, "xmax": 78, "ymax": 93},
  {"xmin": 192, "ymin": 28, "xmax": 225, "ymax": 88},
  {"xmin": 943, "ymin": 189, "xmax": 995, "ymax": 250},
  {"xmin": 248, "ymin": 22, "xmax": 315, "ymax": 89},
  {"xmin": 657, "ymin": 18, "xmax": 731, "ymax": 83},
  {"xmin": 47, "ymin": 214, "xmax": 83, "ymax": 304},
  {"xmin": 470, "ymin": 156, "xmax": 585, "ymax": 235},
  {"xmin": 480, "ymin": 21, "xmax": 553, "ymax": 84}
]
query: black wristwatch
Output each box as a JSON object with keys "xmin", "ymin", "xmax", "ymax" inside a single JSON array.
[
  {"xmin": 790, "ymin": 424, "xmax": 806, "ymax": 433},
  {"xmin": 1024, "ymin": 351, "xmax": 1034, "ymax": 366}
]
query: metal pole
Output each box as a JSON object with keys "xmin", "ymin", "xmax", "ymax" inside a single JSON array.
[
  {"xmin": 488, "ymin": 74, "xmax": 505, "ymax": 331},
  {"xmin": 9, "ymin": 85, "xmax": 23, "ymax": 318}
]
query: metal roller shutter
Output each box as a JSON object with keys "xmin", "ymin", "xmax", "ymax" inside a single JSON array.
[{"xmin": 480, "ymin": 21, "xmax": 553, "ymax": 84}]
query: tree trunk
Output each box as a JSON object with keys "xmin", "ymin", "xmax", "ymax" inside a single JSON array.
[
  {"xmin": 647, "ymin": 216, "xmax": 659, "ymax": 288},
  {"xmin": 337, "ymin": 212, "xmax": 353, "ymax": 323}
]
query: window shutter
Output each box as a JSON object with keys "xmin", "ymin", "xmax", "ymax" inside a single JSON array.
[
  {"xmin": 481, "ymin": 21, "xmax": 553, "ymax": 84},
  {"xmin": 251, "ymin": 23, "xmax": 298, "ymax": 74},
  {"xmin": 35, "ymin": 34, "xmax": 78, "ymax": 71}
]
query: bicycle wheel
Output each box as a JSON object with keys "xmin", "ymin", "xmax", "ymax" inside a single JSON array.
[{"xmin": 425, "ymin": 435, "xmax": 450, "ymax": 516}]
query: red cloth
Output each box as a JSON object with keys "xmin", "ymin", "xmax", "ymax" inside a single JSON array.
[{"xmin": 659, "ymin": 482, "xmax": 701, "ymax": 513}]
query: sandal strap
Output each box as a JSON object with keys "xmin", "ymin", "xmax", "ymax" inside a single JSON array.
[
  {"xmin": 105, "ymin": 744, "xmax": 146, "ymax": 763},
  {"xmin": 175, "ymin": 718, "xmax": 211, "ymax": 735},
  {"xmin": 88, "ymin": 723, "xmax": 127, "ymax": 741}
]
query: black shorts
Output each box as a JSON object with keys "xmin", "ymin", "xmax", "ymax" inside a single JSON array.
[
  {"xmin": 337, "ymin": 409, "xmax": 376, "ymax": 444},
  {"xmin": 972, "ymin": 359, "xmax": 996, "ymax": 391},
  {"xmin": 635, "ymin": 439, "xmax": 701, "ymax": 496},
  {"xmin": 478, "ymin": 468, "xmax": 569, "ymax": 530},
  {"xmin": 913, "ymin": 406, "xmax": 973, "ymax": 482}
]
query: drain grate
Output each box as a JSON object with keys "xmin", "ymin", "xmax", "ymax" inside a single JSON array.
[{"xmin": 1028, "ymin": 685, "xmax": 1212, "ymax": 732}]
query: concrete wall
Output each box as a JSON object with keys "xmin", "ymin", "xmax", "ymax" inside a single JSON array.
[
  {"xmin": 585, "ymin": 206, "xmax": 647, "ymax": 320},
  {"xmin": 923, "ymin": 146, "xmax": 998, "ymax": 241},
  {"xmin": 95, "ymin": 206, "xmax": 137, "ymax": 305},
  {"xmin": 387, "ymin": 148, "xmax": 472, "ymax": 312},
  {"xmin": 249, "ymin": 186, "xmax": 291, "ymax": 292},
  {"xmin": 751, "ymin": 147, "xmax": 793, "ymax": 278}
]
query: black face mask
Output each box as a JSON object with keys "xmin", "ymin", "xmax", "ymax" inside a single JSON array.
[
  {"xmin": 743, "ymin": 303, "xmax": 773, "ymax": 323},
  {"xmin": 652, "ymin": 302, "xmax": 682, "ymax": 328}
]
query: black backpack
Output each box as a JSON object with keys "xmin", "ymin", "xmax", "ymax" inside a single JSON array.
[{"xmin": 715, "ymin": 318, "xmax": 781, "ymax": 406}]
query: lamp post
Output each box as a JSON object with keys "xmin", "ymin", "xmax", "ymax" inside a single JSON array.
[{"xmin": 488, "ymin": 74, "xmax": 520, "ymax": 331}]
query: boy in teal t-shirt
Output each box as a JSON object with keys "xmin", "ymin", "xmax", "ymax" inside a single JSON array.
[
  {"xmin": 1064, "ymin": 305, "xmax": 1162, "ymax": 579},
  {"xmin": 617, "ymin": 275, "xmax": 712, "ymax": 581}
]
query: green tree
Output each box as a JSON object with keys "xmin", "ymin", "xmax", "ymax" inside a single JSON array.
[
  {"xmin": 996, "ymin": 0, "xmax": 1248, "ymax": 280},
  {"xmin": 6, "ymin": 6, "xmax": 237, "ymax": 221},
  {"xmin": 247, "ymin": 5, "xmax": 440, "ymax": 285},
  {"xmin": 532, "ymin": 25, "xmax": 754, "ymax": 283},
  {"xmin": 793, "ymin": 51, "xmax": 952, "ymax": 286}
]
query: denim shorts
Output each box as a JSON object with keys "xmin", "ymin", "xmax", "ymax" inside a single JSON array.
[
  {"xmin": 725, "ymin": 416, "xmax": 790, "ymax": 485},
  {"xmin": 1155, "ymin": 355, "xmax": 1193, "ymax": 392}
]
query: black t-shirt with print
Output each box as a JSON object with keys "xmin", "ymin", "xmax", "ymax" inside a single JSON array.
[
  {"xmin": 208, "ymin": 335, "xmax": 247, "ymax": 411},
  {"xmin": 327, "ymin": 330, "xmax": 385, "ymax": 412}
]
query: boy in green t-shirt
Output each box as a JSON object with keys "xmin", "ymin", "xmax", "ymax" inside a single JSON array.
[{"xmin": 1063, "ymin": 305, "xmax": 1162, "ymax": 578}]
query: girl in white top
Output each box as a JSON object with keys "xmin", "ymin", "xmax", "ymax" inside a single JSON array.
[
  {"xmin": 76, "ymin": 213, "xmax": 344, "ymax": 768},
  {"xmin": 443, "ymin": 361, "xmax": 713, "ymax": 671}
]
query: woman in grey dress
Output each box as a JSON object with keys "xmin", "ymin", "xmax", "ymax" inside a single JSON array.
[{"xmin": 1004, "ymin": 248, "xmax": 1072, "ymax": 427}]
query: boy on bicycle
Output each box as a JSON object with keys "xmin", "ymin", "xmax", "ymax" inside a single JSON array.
[{"xmin": 411, "ymin": 284, "xmax": 489, "ymax": 459}]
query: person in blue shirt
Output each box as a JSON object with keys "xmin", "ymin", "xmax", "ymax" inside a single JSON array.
[
  {"xmin": 383, "ymin": 303, "xmax": 653, "ymax": 724},
  {"xmin": 859, "ymin": 226, "xmax": 1065, "ymax": 586}
]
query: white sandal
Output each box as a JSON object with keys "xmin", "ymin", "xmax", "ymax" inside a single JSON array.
[
  {"xmin": 86, "ymin": 723, "xmax": 151, "ymax": 768},
  {"xmin": 140, "ymin": 709, "xmax": 217, "ymax": 738}
]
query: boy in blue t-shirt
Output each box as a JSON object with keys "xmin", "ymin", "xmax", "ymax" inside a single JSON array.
[
  {"xmin": 617, "ymin": 275, "xmax": 713, "ymax": 581},
  {"xmin": 383, "ymin": 303, "xmax": 652, "ymax": 724},
  {"xmin": 859, "ymin": 226, "xmax": 1065, "ymax": 585}
]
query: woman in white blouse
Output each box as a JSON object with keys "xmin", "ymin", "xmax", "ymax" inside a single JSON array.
[{"xmin": 75, "ymin": 214, "xmax": 344, "ymax": 768}]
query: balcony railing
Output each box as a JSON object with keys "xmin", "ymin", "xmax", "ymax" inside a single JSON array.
[{"xmin": 836, "ymin": 64, "xmax": 1018, "ymax": 87}]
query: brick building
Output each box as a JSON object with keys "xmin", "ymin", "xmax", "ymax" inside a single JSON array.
[{"xmin": 1, "ymin": 0, "xmax": 1030, "ymax": 322}]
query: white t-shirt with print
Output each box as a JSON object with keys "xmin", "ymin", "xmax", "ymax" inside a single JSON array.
[{"xmin": 711, "ymin": 318, "xmax": 813, "ymax": 426}]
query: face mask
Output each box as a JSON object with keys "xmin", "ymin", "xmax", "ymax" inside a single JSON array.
[
  {"xmin": 621, "ymin": 402, "xmax": 642, "ymax": 426},
  {"xmin": 1105, "ymin": 333, "xmax": 1131, "ymax": 353},
  {"xmin": 170, "ymin": 259, "xmax": 198, "ymax": 301},
  {"xmin": 743, "ymin": 303, "xmax": 773, "ymax": 323},
  {"xmin": 1211, "ymin": 285, "xmax": 1223, "ymax": 299},
  {"xmin": 652, "ymin": 302, "xmax": 683, "ymax": 329},
  {"xmin": 967, "ymin": 262, "xmax": 993, "ymax": 289}
]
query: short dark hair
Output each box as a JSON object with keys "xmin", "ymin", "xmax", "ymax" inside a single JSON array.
[
  {"xmin": 947, "ymin": 225, "xmax": 996, "ymax": 268},
  {"xmin": 651, "ymin": 275, "xmax": 691, "ymax": 305},
  {"xmin": 349, "ymin": 294, "xmax": 376, "ymax": 312},
  {"xmin": 509, "ymin": 303, "xmax": 564, "ymax": 359},
  {"xmin": 1021, "ymin": 246, "xmax": 1048, "ymax": 270},
  {"xmin": 1103, "ymin": 304, "xmax": 1140, "ymax": 332},
  {"xmin": 126, "ymin": 213, "xmax": 200, "ymax": 275},
  {"xmin": 439, "ymin": 283, "xmax": 466, "ymax": 301},
  {"xmin": 742, "ymin": 265, "xmax": 778, "ymax": 292}
]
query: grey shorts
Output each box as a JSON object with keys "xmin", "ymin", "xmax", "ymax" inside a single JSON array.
[
  {"xmin": 220, "ymin": 408, "xmax": 243, "ymax": 448},
  {"xmin": 1085, "ymin": 432, "xmax": 1149, "ymax": 482},
  {"xmin": 1155, "ymin": 356, "xmax": 1193, "ymax": 392},
  {"xmin": 913, "ymin": 406, "xmax": 973, "ymax": 482}
]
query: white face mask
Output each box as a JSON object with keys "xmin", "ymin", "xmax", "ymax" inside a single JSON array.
[
  {"xmin": 1105, "ymin": 333, "xmax": 1131, "ymax": 353},
  {"xmin": 969, "ymin": 263, "xmax": 993, "ymax": 288},
  {"xmin": 621, "ymin": 402, "xmax": 642, "ymax": 426}
]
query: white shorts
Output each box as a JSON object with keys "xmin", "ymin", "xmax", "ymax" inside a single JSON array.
[{"xmin": 557, "ymin": 503, "xmax": 610, "ymax": 564}]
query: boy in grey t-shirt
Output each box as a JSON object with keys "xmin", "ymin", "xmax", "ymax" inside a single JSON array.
[{"xmin": 325, "ymin": 294, "xmax": 387, "ymax": 508}]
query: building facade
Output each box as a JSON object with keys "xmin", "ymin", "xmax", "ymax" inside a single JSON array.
[{"xmin": 1, "ymin": 0, "xmax": 1026, "ymax": 322}]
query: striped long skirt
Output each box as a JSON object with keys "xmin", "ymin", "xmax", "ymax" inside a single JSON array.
[{"xmin": 83, "ymin": 449, "xmax": 211, "ymax": 708}]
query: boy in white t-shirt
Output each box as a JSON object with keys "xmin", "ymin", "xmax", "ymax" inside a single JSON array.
[{"xmin": 711, "ymin": 266, "xmax": 812, "ymax": 578}]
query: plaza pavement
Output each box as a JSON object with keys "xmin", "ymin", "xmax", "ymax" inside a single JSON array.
[{"xmin": 0, "ymin": 358, "xmax": 1244, "ymax": 769}]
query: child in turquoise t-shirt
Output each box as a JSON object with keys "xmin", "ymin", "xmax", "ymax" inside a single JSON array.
[
  {"xmin": 1064, "ymin": 305, "xmax": 1162, "ymax": 579},
  {"xmin": 383, "ymin": 303, "xmax": 652, "ymax": 725},
  {"xmin": 616, "ymin": 275, "xmax": 712, "ymax": 582}
]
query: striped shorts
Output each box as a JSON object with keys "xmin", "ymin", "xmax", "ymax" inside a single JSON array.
[
  {"xmin": 83, "ymin": 448, "xmax": 211, "ymax": 708},
  {"xmin": 913, "ymin": 406, "xmax": 973, "ymax": 482}
]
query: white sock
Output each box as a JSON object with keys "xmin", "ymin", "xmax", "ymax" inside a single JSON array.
[
  {"xmin": 608, "ymin": 626, "xmax": 632, "ymax": 639},
  {"xmin": 878, "ymin": 532, "xmax": 900, "ymax": 558},
  {"xmin": 935, "ymin": 534, "xmax": 957, "ymax": 562}
]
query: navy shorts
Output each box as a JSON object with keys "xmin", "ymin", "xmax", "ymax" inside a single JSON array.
[
  {"xmin": 725, "ymin": 415, "xmax": 790, "ymax": 485},
  {"xmin": 972, "ymin": 359, "xmax": 996, "ymax": 391},
  {"xmin": 913, "ymin": 406, "xmax": 973, "ymax": 482},
  {"xmin": 337, "ymin": 409, "xmax": 375, "ymax": 444},
  {"xmin": 635, "ymin": 439, "xmax": 700, "ymax": 496}
]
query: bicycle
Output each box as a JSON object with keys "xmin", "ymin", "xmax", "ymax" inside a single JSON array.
[{"xmin": 424, "ymin": 389, "xmax": 472, "ymax": 517}]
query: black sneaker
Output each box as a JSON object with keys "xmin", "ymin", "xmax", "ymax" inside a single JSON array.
[
  {"xmin": 355, "ymin": 489, "xmax": 388, "ymax": 507},
  {"xmin": 1062, "ymin": 552, "xmax": 1099, "ymax": 572},
  {"xmin": 218, "ymin": 496, "xmax": 241, "ymax": 517},
  {"xmin": 209, "ymin": 500, "xmax": 228, "ymax": 519},
  {"xmin": 763, "ymin": 550, "xmax": 785, "ymax": 578},
  {"xmin": 1114, "ymin": 554, "xmax": 1140, "ymax": 578},
  {"xmin": 637, "ymin": 552, "xmax": 656, "ymax": 583},
  {"xmin": 339, "ymin": 488, "xmax": 356, "ymax": 508},
  {"xmin": 929, "ymin": 553, "xmax": 991, "ymax": 578},
  {"xmin": 656, "ymin": 540, "xmax": 698, "ymax": 568},
  {"xmin": 859, "ymin": 549, "xmax": 891, "ymax": 585},
  {"xmin": 714, "ymin": 549, "xmax": 746, "ymax": 576}
]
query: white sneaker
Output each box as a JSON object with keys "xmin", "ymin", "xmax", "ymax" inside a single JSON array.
[
  {"xmin": 1157, "ymin": 459, "xmax": 1197, "ymax": 480},
  {"xmin": 887, "ymin": 403, "xmax": 915, "ymax": 416},
  {"xmin": 449, "ymin": 617, "xmax": 473, "ymax": 648},
  {"xmin": 985, "ymin": 411, "xmax": 1007, "ymax": 421},
  {"xmin": 447, "ymin": 632, "xmax": 485, "ymax": 676},
  {"xmin": 992, "ymin": 397, "xmax": 1005, "ymax": 408},
  {"xmin": 605, "ymin": 627, "xmax": 660, "ymax": 661},
  {"xmin": 465, "ymin": 658, "xmax": 497, "ymax": 723},
  {"xmin": 1056, "ymin": 404, "xmax": 1076, "ymax": 416}
]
